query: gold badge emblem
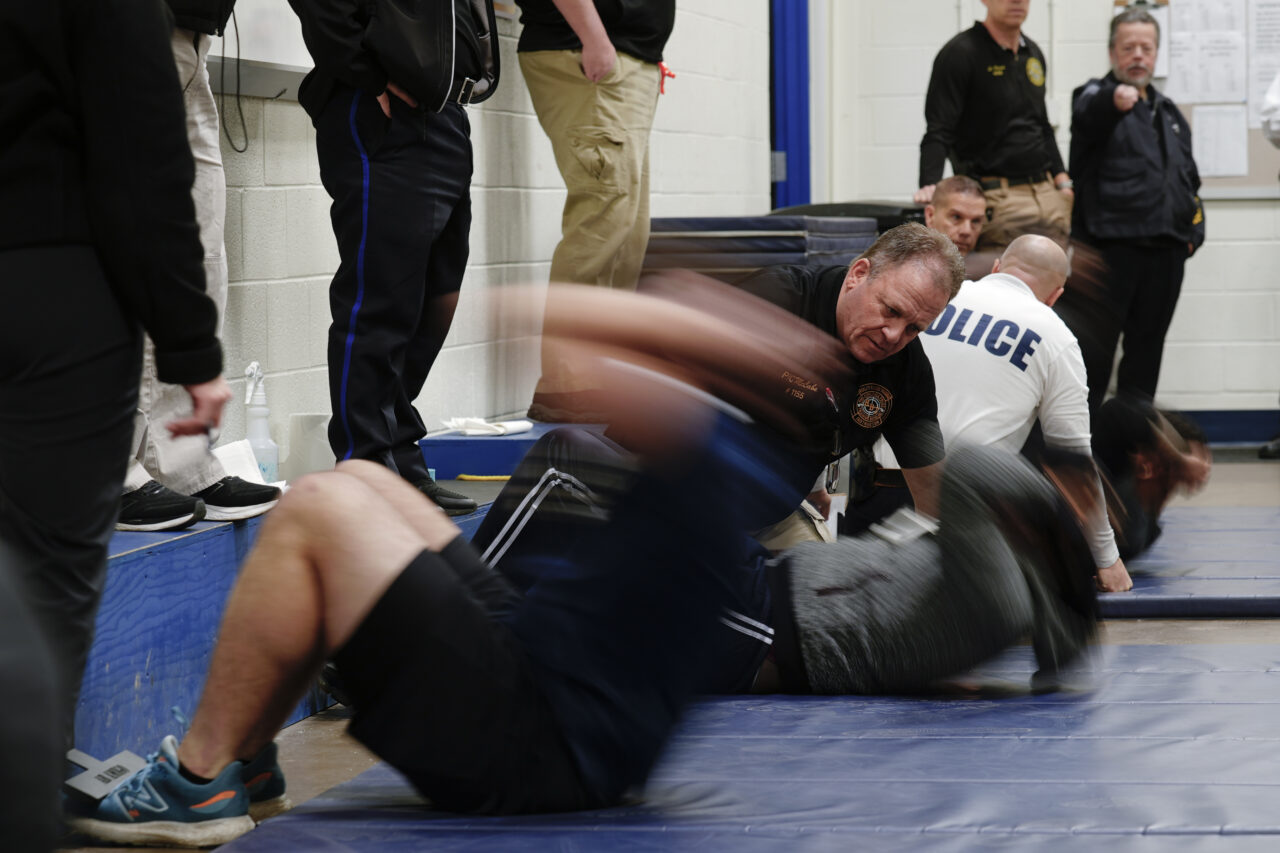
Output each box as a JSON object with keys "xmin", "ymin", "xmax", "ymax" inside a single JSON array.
[
  {"xmin": 853, "ymin": 383, "xmax": 893, "ymax": 429},
  {"xmin": 1026, "ymin": 57, "xmax": 1045, "ymax": 87}
]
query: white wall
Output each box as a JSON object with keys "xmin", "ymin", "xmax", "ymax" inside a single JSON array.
[
  {"xmin": 822, "ymin": 0, "xmax": 1280, "ymax": 412},
  {"xmin": 215, "ymin": 3, "xmax": 772, "ymax": 461}
]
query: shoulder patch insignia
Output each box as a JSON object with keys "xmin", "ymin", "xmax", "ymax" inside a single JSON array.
[
  {"xmin": 853, "ymin": 383, "xmax": 893, "ymax": 429},
  {"xmin": 1026, "ymin": 57, "xmax": 1045, "ymax": 87}
]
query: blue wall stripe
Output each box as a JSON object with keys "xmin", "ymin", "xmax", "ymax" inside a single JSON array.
[
  {"xmin": 771, "ymin": 0, "xmax": 810, "ymax": 208},
  {"xmin": 337, "ymin": 92, "xmax": 372, "ymax": 461}
]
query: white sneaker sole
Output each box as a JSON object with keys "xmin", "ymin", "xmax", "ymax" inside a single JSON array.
[
  {"xmin": 204, "ymin": 500, "xmax": 279, "ymax": 521},
  {"xmin": 68, "ymin": 814, "xmax": 255, "ymax": 847},
  {"xmin": 115, "ymin": 513, "xmax": 201, "ymax": 532},
  {"xmin": 249, "ymin": 793, "xmax": 292, "ymax": 822}
]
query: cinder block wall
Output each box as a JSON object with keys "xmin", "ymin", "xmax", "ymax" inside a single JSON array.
[
  {"xmin": 823, "ymin": 0, "xmax": 1280, "ymax": 413},
  {"xmin": 216, "ymin": 3, "xmax": 771, "ymax": 461}
]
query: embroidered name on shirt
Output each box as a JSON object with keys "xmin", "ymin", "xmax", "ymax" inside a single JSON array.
[
  {"xmin": 925, "ymin": 304, "xmax": 1042, "ymax": 372},
  {"xmin": 781, "ymin": 370, "xmax": 819, "ymax": 398},
  {"xmin": 987, "ymin": 64, "xmax": 1006, "ymax": 77}
]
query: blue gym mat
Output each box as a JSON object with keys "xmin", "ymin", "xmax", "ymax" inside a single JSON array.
[
  {"xmin": 222, "ymin": 643, "xmax": 1280, "ymax": 851},
  {"xmin": 1099, "ymin": 506, "xmax": 1280, "ymax": 617}
]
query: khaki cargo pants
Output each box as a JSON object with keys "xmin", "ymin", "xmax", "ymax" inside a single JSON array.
[
  {"xmin": 521, "ymin": 49, "xmax": 660, "ymax": 393},
  {"xmin": 978, "ymin": 175, "xmax": 1072, "ymax": 251}
]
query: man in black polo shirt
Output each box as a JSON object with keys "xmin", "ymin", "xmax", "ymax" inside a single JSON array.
[
  {"xmin": 736, "ymin": 223, "xmax": 965, "ymax": 541},
  {"xmin": 915, "ymin": 0, "xmax": 1073, "ymax": 250}
]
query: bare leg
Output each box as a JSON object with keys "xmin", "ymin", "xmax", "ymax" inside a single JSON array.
[
  {"xmin": 176, "ymin": 470, "xmax": 438, "ymax": 777},
  {"xmin": 335, "ymin": 459, "xmax": 463, "ymax": 547}
]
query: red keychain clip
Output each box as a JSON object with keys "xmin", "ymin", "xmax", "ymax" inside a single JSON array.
[{"xmin": 658, "ymin": 61, "xmax": 676, "ymax": 94}]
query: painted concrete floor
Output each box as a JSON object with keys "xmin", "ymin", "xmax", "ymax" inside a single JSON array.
[{"xmin": 64, "ymin": 452, "xmax": 1280, "ymax": 851}]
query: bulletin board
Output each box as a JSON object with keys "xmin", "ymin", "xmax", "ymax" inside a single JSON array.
[{"xmin": 1118, "ymin": 0, "xmax": 1280, "ymax": 198}]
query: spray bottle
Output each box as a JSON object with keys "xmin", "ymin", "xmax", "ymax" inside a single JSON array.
[{"xmin": 244, "ymin": 362, "xmax": 279, "ymax": 483}]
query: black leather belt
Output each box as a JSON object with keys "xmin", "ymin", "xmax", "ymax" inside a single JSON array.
[
  {"xmin": 978, "ymin": 171, "xmax": 1052, "ymax": 191},
  {"xmin": 873, "ymin": 467, "xmax": 907, "ymax": 488},
  {"xmin": 449, "ymin": 77, "xmax": 477, "ymax": 105}
]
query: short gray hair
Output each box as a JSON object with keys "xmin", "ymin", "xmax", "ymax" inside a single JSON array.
[
  {"xmin": 857, "ymin": 222, "xmax": 965, "ymax": 299},
  {"xmin": 1110, "ymin": 8, "xmax": 1159, "ymax": 49}
]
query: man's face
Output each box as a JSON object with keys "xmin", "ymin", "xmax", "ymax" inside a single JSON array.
[
  {"xmin": 1110, "ymin": 23, "xmax": 1158, "ymax": 89},
  {"xmin": 925, "ymin": 193, "xmax": 986, "ymax": 256},
  {"xmin": 835, "ymin": 259, "xmax": 951, "ymax": 364},
  {"xmin": 982, "ymin": 0, "xmax": 1028, "ymax": 29}
]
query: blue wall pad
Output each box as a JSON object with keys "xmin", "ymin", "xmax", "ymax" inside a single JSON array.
[
  {"xmin": 81, "ymin": 495, "xmax": 493, "ymax": 761},
  {"xmin": 81, "ymin": 519, "xmax": 328, "ymax": 760},
  {"xmin": 223, "ymin": 644, "xmax": 1280, "ymax": 851},
  {"xmin": 417, "ymin": 423, "xmax": 606, "ymax": 480},
  {"xmin": 1099, "ymin": 506, "xmax": 1280, "ymax": 618}
]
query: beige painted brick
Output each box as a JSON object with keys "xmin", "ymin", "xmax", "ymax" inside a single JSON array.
[
  {"xmin": 263, "ymin": 100, "xmax": 317, "ymax": 186},
  {"xmin": 1223, "ymin": 344, "xmax": 1280, "ymax": 391},
  {"xmin": 265, "ymin": 279, "xmax": 315, "ymax": 373},
  {"xmin": 219, "ymin": 96, "xmax": 264, "ymax": 188},
  {"xmin": 240, "ymin": 188, "xmax": 290, "ymax": 280},
  {"xmin": 1202, "ymin": 200, "xmax": 1280, "ymax": 242},
  {"xmin": 222, "ymin": 281, "xmax": 269, "ymax": 377},
  {"xmin": 868, "ymin": 96, "xmax": 928, "ymax": 147},
  {"xmin": 1167, "ymin": 293, "xmax": 1277, "ymax": 343},
  {"xmin": 1182, "ymin": 242, "xmax": 1280, "ymax": 292},
  {"xmin": 1052, "ymin": 0, "xmax": 1116, "ymax": 44},
  {"xmin": 285, "ymin": 187, "xmax": 340, "ymax": 278},
  {"xmin": 859, "ymin": 46, "xmax": 941, "ymax": 98},
  {"xmin": 224, "ymin": 188, "xmax": 244, "ymax": 283},
  {"xmin": 1156, "ymin": 344, "xmax": 1225, "ymax": 394},
  {"xmin": 870, "ymin": 1, "xmax": 969, "ymax": 47}
]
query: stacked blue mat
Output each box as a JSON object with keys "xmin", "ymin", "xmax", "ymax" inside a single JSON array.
[
  {"xmin": 1099, "ymin": 506, "xmax": 1280, "ymax": 617},
  {"xmin": 643, "ymin": 215, "xmax": 877, "ymax": 283},
  {"xmin": 222, "ymin": 643, "xmax": 1280, "ymax": 851}
]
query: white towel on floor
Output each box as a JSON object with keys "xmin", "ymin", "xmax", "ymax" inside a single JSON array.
[{"xmin": 442, "ymin": 418, "xmax": 534, "ymax": 436}]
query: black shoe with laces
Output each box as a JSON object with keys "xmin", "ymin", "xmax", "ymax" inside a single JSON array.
[
  {"xmin": 192, "ymin": 476, "xmax": 282, "ymax": 521},
  {"xmin": 1260, "ymin": 434, "xmax": 1280, "ymax": 460},
  {"xmin": 413, "ymin": 476, "xmax": 478, "ymax": 516},
  {"xmin": 117, "ymin": 481, "xmax": 206, "ymax": 532}
]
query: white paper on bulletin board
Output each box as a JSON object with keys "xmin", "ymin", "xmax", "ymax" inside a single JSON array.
[{"xmin": 1192, "ymin": 104, "xmax": 1250, "ymax": 175}]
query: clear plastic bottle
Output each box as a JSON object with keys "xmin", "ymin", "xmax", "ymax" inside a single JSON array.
[{"xmin": 244, "ymin": 362, "xmax": 279, "ymax": 483}]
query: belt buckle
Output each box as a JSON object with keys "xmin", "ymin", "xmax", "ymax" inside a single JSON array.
[{"xmin": 455, "ymin": 77, "xmax": 476, "ymax": 105}]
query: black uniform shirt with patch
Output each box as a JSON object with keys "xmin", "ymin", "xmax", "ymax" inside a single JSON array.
[
  {"xmin": 919, "ymin": 22, "xmax": 1065, "ymax": 187},
  {"xmin": 737, "ymin": 265, "xmax": 945, "ymax": 474}
]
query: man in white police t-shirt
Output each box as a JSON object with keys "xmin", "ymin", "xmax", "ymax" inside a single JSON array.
[{"xmin": 883, "ymin": 234, "xmax": 1131, "ymax": 592}]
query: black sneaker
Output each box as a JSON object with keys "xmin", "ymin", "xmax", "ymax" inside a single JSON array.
[
  {"xmin": 1260, "ymin": 434, "xmax": 1280, "ymax": 460},
  {"xmin": 117, "ymin": 481, "xmax": 206, "ymax": 532},
  {"xmin": 192, "ymin": 476, "xmax": 282, "ymax": 521},
  {"xmin": 413, "ymin": 476, "xmax": 478, "ymax": 516}
]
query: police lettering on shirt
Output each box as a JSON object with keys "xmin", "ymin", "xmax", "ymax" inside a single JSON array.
[{"xmin": 925, "ymin": 303, "xmax": 1042, "ymax": 372}]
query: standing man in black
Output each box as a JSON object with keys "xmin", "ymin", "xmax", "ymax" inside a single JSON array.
[
  {"xmin": 1057, "ymin": 9, "xmax": 1203, "ymax": 415},
  {"xmin": 915, "ymin": 0, "xmax": 1073, "ymax": 251},
  {"xmin": 289, "ymin": 0, "xmax": 500, "ymax": 514}
]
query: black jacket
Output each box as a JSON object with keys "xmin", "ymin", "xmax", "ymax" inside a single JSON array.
[
  {"xmin": 290, "ymin": 0, "xmax": 500, "ymax": 119},
  {"xmin": 1070, "ymin": 73, "xmax": 1205, "ymax": 250},
  {"xmin": 515, "ymin": 0, "xmax": 675, "ymax": 64},
  {"xmin": 0, "ymin": 0, "xmax": 221, "ymax": 385},
  {"xmin": 166, "ymin": 0, "xmax": 235, "ymax": 36}
]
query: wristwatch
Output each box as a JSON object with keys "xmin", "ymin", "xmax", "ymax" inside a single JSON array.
[{"xmin": 1056, "ymin": 179, "xmax": 1074, "ymax": 190}]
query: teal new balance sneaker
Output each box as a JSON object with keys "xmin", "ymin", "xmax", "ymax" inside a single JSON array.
[
  {"xmin": 242, "ymin": 740, "xmax": 291, "ymax": 822},
  {"xmin": 68, "ymin": 735, "xmax": 254, "ymax": 848}
]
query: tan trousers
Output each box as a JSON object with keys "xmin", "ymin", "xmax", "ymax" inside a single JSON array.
[
  {"xmin": 521, "ymin": 49, "xmax": 660, "ymax": 393},
  {"xmin": 125, "ymin": 28, "xmax": 229, "ymax": 494},
  {"xmin": 978, "ymin": 175, "xmax": 1073, "ymax": 251}
]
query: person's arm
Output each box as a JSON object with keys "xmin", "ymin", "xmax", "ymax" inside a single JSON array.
[
  {"xmin": 72, "ymin": 0, "xmax": 222, "ymax": 389},
  {"xmin": 288, "ymin": 0, "xmax": 388, "ymax": 96},
  {"xmin": 1172, "ymin": 103, "xmax": 1206, "ymax": 254},
  {"xmin": 901, "ymin": 461, "xmax": 942, "ymax": 518},
  {"xmin": 1038, "ymin": 344, "xmax": 1126, "ymax": 580},
  {"xmin": 1071, "ymin": 78, "xmax": 1126, "ymax": 146},
  {"xmin": 918, "ymin": 43, "xmax": 968, "ymax": 193},
  {"xmin": 549, "ymin": 0, "xmax": 617, "ymax": 81}
]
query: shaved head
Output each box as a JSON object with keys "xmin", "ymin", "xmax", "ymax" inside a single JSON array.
[{"xmin": 996, "ymin": 234, "xmax": 1069, "ymax": 305}]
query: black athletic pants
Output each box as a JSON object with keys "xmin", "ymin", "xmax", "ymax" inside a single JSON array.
[
  {"xmin": 1057, "ymin": 239, "xmax": 1187, "ymax": 415},
  {"xmin": 316, "ymin": 85, "xmax": 473, "ymax": 479},
  {"xmin": 0, "ymin": 246, "xmax": 140, "ymax": 838}
]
